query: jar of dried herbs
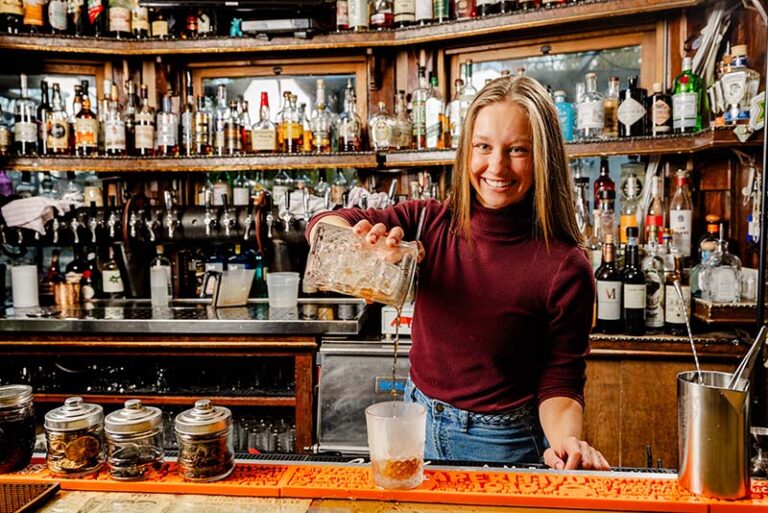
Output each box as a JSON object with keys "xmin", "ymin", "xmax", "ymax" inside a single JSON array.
[
  {"xmin": 0, "ymin": 384, "xmax": 35, "ymax": 473},
  {"xmin": 175, "ymin": 399, "xmax": 234, "ymax": 481},
  {"xmin": 44, "ymin": 397, "xmax": 105, "ymax": 476},
  {"xmin": 105, "ymin": 399, "xmax": 164, "ymax": 480}
]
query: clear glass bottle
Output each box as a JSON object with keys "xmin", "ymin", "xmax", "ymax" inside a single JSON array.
[
  {"xmin": 194, "ymin": 95, "xmax": 212, "ymax": 155},
  {"xmin": 75, "ymin": 82, "xmax": 98, "ymax": 156},
  {"xmin": 394, "ymin": 0, "xmax": 415, "ymax": 26},
  {"xmin": 15, "ymin": 171, "xmax": 36, "ymax": 198},
  {"xmin": 48, "ymin": 0, "xmax": 68, "ymax": 33},
  {"xmin": 691, "ymin": 216, "xmax": 719, "ymax": 297},
  {"xmin": 602, "ymin": 76, "xmax": 620, "ymax": 138},
  {"xmin": 131, "ymin": 0, "xmax": 149, "ymax": 38},
  {"xmin": 700, "ymin": 223, "xmax": 742, "ymax": 303},
  {"xmin": 446, "ymin": 78, "xmax": 464, "ymax": 148},
  {"xmin": 576, "ymin": 72, "xmax": 604, "ymax": 139},
  {"xmin": 721, "ymin": 44, "xmax": 760, "ymax": 125},
  {"xmin": 224, "ymin": 99, "xmax": 240, "ymax": 156},
  {"xmin": 101, "ymin": 245, "xmax": 125, "ymax": 299},
  {"xmin": 299, "ymin": 102, "xmax": 313, "ymax": 153},
  {"xmin": 134, "ymin": 84, "xmax": 155, "ymax": 157},
  {"xmin": 331, "ymin": 168, "xmax": 348, "ymax": 206},
  {"xmin": 672, "ymin": 56, "xmax": 703, "ymax": 133},
  {"xmin": 104, "ymin": 84, "xmax": 126, "ymax": 157},
  {"xmin": 155, "ymin": 93, "xmax": 178, "ymax": 157},
  {"xmin": 213, "ymin": 84, "xmax": 229, "ymax": 156},
  {"xmin": 105, "ymin": 399, "xmax": 164, "ymax": 480},
  {"xmin": 251, "ymin": 92, "xmax": 277, "ymax": 153},
  {"xmin": 14, "ymin": 73, "xmax": 37, "ymax": 156},
  {"xmin": 272, "ymin": 169, "xmax": 294, "ymax": 204},
  {"xmin": 410, "ymin": 65, "xmax": 429, "ymax": 150},
  {"xmin": 37, "ymin": 80, "xmax": 50, "ymax": 155},
  {"xmin": 459, "ymin": 61, "xmax": 477, "ymax": 129},
  {"xmin": 392, "ymin": 89, "xmax": 413, "ymax": 150},
  {"xmin": 642, "ymin": 224, "xmax": 665, "ymax": 332},
  {"xmin": 669, "ymin": 168, "xmax": 693, "ymax": 258},
  {"xmin": 368, "ymin": 101, "xmax": 395, "ymax": 150},
  {"xmin": 150, "ymin": 244, "xmax": 172, "ymax": 307},
  {"xmin": 619, "ymin": 176, "xmax": 639, "ymax": 245},
  {"xmin": 180, "ymin": 81, "xmax": 196, "ymax": 156},
  {"xmin": 348, "ymin": 0, "xmax": 369, "ymax": 30},
  {"xmin": 425, "ymin": 73, "xmax": 445, "ymax": 149},
  {"xmin": 232, "ymin": 171, "xmax": 250, "ymax": 206},
  {"xmin": 337, "ymin": 80, "xmax": 362, "ymax": 152},
  {"xmin": 597, "ymin": 189, "xmax": 616, "ymax": 245},
  {"xmin": 645, "ymin": 175, "xmax": 664, "ymax": 244},
  {"xmin": 279, "ymin": 93, "xmax": 303, "ymax": 154},
  {"xmin": 239, "ymin": 100, "xmax": 251, "ymax": 153},
  {"xmin": 553, "ymin": 90, "xmax": 574, "ymax": 142},
  {"xmin": 664, "ymin": 256, "xmax": 690, "ymax": 336},
  {"xmin": 415, "ymin": 0, "xmax": 432, "ymax": 23},
  {"xmin": 0, "ymin": 102, "xmax": 11, "ymax": 156},
  {"xmin": 311, "ymin": 79, "xmax": 332, "ymax": 153},
  {"xmin": 123, "ymin": 80, "xmax": 138, "ymax": 153},
  {"xmin": 47, "ymin": 83, "xmax": 70, "ymax": 155}
]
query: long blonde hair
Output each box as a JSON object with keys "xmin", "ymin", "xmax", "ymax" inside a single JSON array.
[{"xmin": 448, "ymin": 75, "xmax": 582, "ymax": 248}]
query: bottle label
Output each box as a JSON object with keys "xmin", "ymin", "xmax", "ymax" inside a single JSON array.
[
  {"xmin": 48, "ymin": 0, "xmax": 67, "ymax": 30},
  {"xmin": 669, "ymin": 209, "xmax": 692, "ymax": 257},
  {"xmin": 433, "ymin": 0, "xmax": 448, "ymax": 18},
  {"xmin": 624, "ymin": 283, "xmax": 646, "ymax": 309},
  {"xmin": 653, "ymin": 98, "xmax": 671, "ymax": 129},
  {"xmin": 197, "ymin": 12, "xmax": 210, "ymax": 33},
  {"xmin": 577, "ymin": 101, "xmax": 604, "ymax": 130},
  {"xmin": 181, "ymin": 112, "xmax": 194, "ymax": 145},
  {"xmin": 135, "ymin": 124, "xmax": 154, "ymax": 149},
  {"xmin": 617, "ymin": 97, "xmax": 646, "ymax": 128},
  {"xmin": 48, "ymin": 119, "xmax": 69, "ymax": 149},
  {"xmin": 372, "ymin": 119, "xmax": 392, "ymax": 148},
  {"xmin": 109, "ymin": 6, "xmax": 130, "ymax": 32},
  {"xmin": 336, "ymin": 0, "xmax": 348, "ymax": 26},
  {"xmin": 645, "ymin": 214, "xmax": 663, "ymax": 243},
  {"xmin": 664, "ymin": 284, "xmax": 690, "ymax": 325},
  {"xmin": 194, "ymin": 114, "xmax": 209, "ymax": 145},
  {"xmin": 104, "ymin": 119, "xmax": 126, "ymax": 150},
  {"xmin": 0, "ymin": 127, "xmax": 11, "ymax": 148},
  {"xmin": 22, "ymin": 0, "xmax": 44, "ymax": 26},
  {"xmin": 721, "ymin": 72, "xmax": 748, "ymax": 116},
  {"xmin": 131, "ymin": 6, "xmax": 149, "ymax": 31},
  {"xmin": 672, "ymin": 92, "xmax": 697, "ymax": 129},
  {"xmin": 619, "ymin": 214, "xmax": 638, "ymax": 244},
  {"xmin": 596, "ymin": 280, "xmax": 622, "ymax": 320},
  {"xmin": 0, "ymin": 0, "xmax": 23, "ymax": 16},
  {"xmin": 157, "ymin": 118, "xmax": 178, "ymax": 146},
  {"xmin": 644, "ymin": 270, "xmax": 664, "ymax": 328},
  {"xmin": 233, "ymin": 187, "xmax": 249, "ymax": 206},
  {"xmin": 348, "ymin": 0, "xmax": 368, "ymax": 28},
  {"xmin": 214, "ymin": 129, "xmax": 225, "ymax": 149},
  {"xmin": 87, "ymin": 0, "xmax": 103, "ymax": 25},
  {"xmin": 415, "ymin": 0, "xmax": 431, "ymax": 20},
  {"xmin": 370, "ymin": 12, "xmax": 387, "ymax": 25},
  {"xmin": 425, "ymin": 98, "xmax": 443, "ymax": 149},
  {"xmin": 75, "ymin": 118, "xmax": 98, "ymax": 147},
  {"xmin": 412, "ymin": 101, "xmax": 426, "ymax": 134},
  {"xmin": 102, "ymin": 269, "xmax": 125, "ymax": 293},
  {"xmin": 251, "ymin": 129, "xmax": 277, "ymax": 151},
  {"xmin": 151, "ymin": 19, "xmax": 168, "ymax": 36},
  {"xmin": 394, "ymin": 0, "xmax": 414, "ymax": 22},
  {"xmin": 711, "ymin": 269, "xmax": 740, "ymax": 302},
  {"xmin": 14, "ymin": 121, "xmax": 37, "ymax": 143}
]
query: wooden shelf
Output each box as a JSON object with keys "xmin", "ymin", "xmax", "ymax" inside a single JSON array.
[
  {"xmin": 0, "ymin": 0, "xmax": 702, "ymax": 56},
  {"xmin": 34, "ymin": 393, "xmax": 296, "ymax": 407}
]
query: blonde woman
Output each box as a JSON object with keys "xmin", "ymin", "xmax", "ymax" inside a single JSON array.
[{"xmin": 307, "ymin": 76, "xmax": 609, "ymax": 469}]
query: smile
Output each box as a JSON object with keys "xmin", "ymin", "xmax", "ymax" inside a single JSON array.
[{"xmin": 483, "ymin": 178, "xmax": 514, "ymax": 189}]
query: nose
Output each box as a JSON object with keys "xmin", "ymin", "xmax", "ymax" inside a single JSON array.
[{"xmin": 486, "ymin": 149, "xmax": 509, "ymax": 176}]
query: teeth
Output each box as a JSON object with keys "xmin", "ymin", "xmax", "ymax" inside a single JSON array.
[{"xmin": 485, "ymin": 178, "xmax": 512, "ymax": 188}]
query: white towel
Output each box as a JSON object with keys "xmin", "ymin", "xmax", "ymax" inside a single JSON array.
[
  {"xmin": 1, "ymin": 197, "xmax": 80, "ymax": 235},
  {"xmin": 346, "ymin": 186, "xmax": 391, "ymax": 210}
]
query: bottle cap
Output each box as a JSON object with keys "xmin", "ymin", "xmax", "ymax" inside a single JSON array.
[
  {"xmin": 626, "ymin": 226, "xmax": 639, "ymax": 239},
  {"xmin": 731, "ymin": 44, "xmax": 748, "ymax": 58}
]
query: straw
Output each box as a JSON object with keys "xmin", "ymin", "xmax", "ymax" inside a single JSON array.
[{"xmin": 727, "ymin": 325, "xmax": 768, "ymax": 391}]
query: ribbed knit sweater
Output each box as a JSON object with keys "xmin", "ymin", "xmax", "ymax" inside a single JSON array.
[{"xmin": 307, "ymin": 197, "xmax": 595, "ymax": 413}]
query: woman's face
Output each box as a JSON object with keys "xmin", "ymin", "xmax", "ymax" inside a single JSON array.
[{"xmin": 469, "ymin": 100, "xmax": 534, "ymax": 209}]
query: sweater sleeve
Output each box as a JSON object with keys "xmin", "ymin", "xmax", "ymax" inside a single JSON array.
[{"xmin": 537, "ymin": 246, "xmax": 595, "ymax": 408}]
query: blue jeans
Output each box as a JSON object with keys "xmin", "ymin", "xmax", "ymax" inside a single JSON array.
[{"xmin": 405, "ymin": 378, "xmax": 546, "ymax": 464}]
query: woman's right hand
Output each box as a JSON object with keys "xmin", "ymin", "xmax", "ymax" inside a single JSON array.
[{"xmin": 352, "ymin": 220, "xmax": 425, "ymax": 264}]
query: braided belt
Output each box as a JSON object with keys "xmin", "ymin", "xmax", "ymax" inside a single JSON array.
[{"xmin": 468, "ymin": 402, "xmax": 534, "ymax": 425}]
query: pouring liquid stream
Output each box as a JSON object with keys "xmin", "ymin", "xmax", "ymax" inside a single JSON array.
[
  {"xmin": 392, "ymin": 306, "xmax": 402, "ymax": 412},
  {"xmin": 673, "ymin": 279, "xmax": 703, "ymax": 384}
]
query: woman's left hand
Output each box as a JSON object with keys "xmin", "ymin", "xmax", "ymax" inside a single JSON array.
[{"xmin": 543, "ymin": 437, "xmax": 610, "ymax": 470}]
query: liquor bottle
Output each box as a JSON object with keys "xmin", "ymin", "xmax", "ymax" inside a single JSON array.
[
  {"xmin": 433, "ymin": 0, "xmax": 449, "ymax": 21},
  {"xmin": 123, "ymin": 80, "xmax": 137, "ymax": 152},
  {"xmin": 88, "ymin": 0, "xmax": 107, "ymax": 36},
  {"xmin": 642, "ymin": 224, "xmax": 665, "ymax": 332},
  {"xmin": 36, "ymin": 80, "xmax": 51, "ymax": 155},
  {"xmin": 348, "ymin": 0, "xmax": 368, "ymax": 30},
  {"xmin": 251, "ymin": 92, "xmax": 276, "ymax": 153},
  {"xmin": 14, "ymin": 73, "xmax": 37, "ymax": 156},
  {"xmin": 649, "ymin": 82, "xmax": 672, "ymax": 136},
  {"xmin": 311, "ymin": 79, "xmax": 332, "ymax": 153},
  {"xmin": 690, "ymin": 216, "xmax": 719, "ymax": 297},
  {"xmin": 181, "ymin": 12, "xmax": 196, "ymax": 39},
  {"xmin": 107, "ymin": 0, "xmax": 129, "ymax": 36},
  {"xmin": 101, "ymin": 245, "xmax": 125, "ymax": 299},
  {"xmin": 477, "ymin": 0, "xmax": 499, "ymax": 17},
  {"xmin": 517, "ymin": 0, "xmax": 539, "ymax": 11},
  {"xmin": 644, "ymin": 175, "xmax": 663, "ymax": 244},
  {"xmin": 67, "ymin": 83, "xmax": 82, "ymax": 149},
  {"xmin": 415, "ymin": 0, "xmax": 432, "ymax": 23},
  {"xmin": 597, "ymin": 189, "xmax": 616, "ymax": 245},
  {"xmin": 459, "ymin": 61, "xmax": 477, "ymax": 124},
  {"xmin": 233, "ymin": 100, "xmax": 245, "ymax": 154},
  {"xmin": 669, "ymin": 168, "xmax": 693, "ymax": 258},
  {"xmin": 281, "ymin": 93, "xmax": 303, "ymax": 153},
  {"xmin": 370, "ymin": 0, "xmax": 393, "ymax": 29},
  {"xmin": 68, "ymin": 0, "xmax": 85, "ymax": 35},
  {"xmin": 103, "ymin": 84, "xmax": 126, "ymax": 156},
  {"xmin": 228, "ymin": 244, "xmax": 253, "ymax": 271},
  {"xmin": 369, "ymin": 101, "xmax": 395, "ymax": 150},
  {"xmin": 298, "ymin": 102, "xmax": 312, "ymax": 153},
  {"xmin": 239, "ymin": 100, "xmax": 251, "ymax": 153},
  {"xmin": 331, "ymin": 169, "xmax": 348, "ymax": 206},
  {"xmin": 622, "ymin": 227, "xmax": 645, "ymax": 335},
  {"xmin": 222, "ymin": 100, "xmax": 239, "ymax": 156},
  {"xmin": 672, "ymin": 56, "xmax": 703, "ymax": 133},
  {"xmin": 619, "ymin": 176, "xmax": 639, "ymax": 245},
  {"xmin": 155, "ymin": 92, "xmax": 179, "ymax": 157},
  {"xmin": 576, "ymin": 72, "xmax": 604, "ymax": 139},
  {"xmin": 721, "ymin": 45, "xmax": 760, "ymax": 125},
  {"xmin": 411, "ymin": 66, "xmax": 429, "ymax": 149},
  {"xmin": 196, "ymin": 8, "xmax": 213, "ymax": 37},
  {"xmin": 446, "ymin": 79, "xmax": 464, "ymax": 148},
  {"xmin": 22, "ymin": 0, "xmax": 45, "ymax": 33},
  {"xmin": 425, "ymin": 74, "xmax": 445, "ymax": 149},
  {"xmin": 664, "ymin": 256, "xmax": 690, "ymax": 335},
  {"xmin": 194, "ymin": 95, "xmax": 212, "ymax": 155},
  {"xmin": 0, "ymin": 103, "xmax": 12, "ymax": 155},
  {"xmin": 336, "ymin": 0, "xmax": 349, "ymax": 30},
  {"xmin": 700, "ymin": 223, "xmax": 742, "ymax": 303},
  {"xmin": 595, "ymin": 234, "xmax": 622, "ymax": 334},
  {"xmin": 395, "ymin": 0, "xmax": 415, "ymax": 25},
  {"xmin": 134, "ymin": 83, "xmax": 155, "ymax": 157},
  {"xmin": 149, "ymin": 8, "xmax": 167, "ymax": 38},
  {"xmin": 660, "ymin": 229, "xmax": 674, "ymax": 276},
  {"xmin": 150, "ymin": 245, "xmax": 172, "ymax": 307},
  {"xmin": 66, "ymin": 244, "xmax": 88, "ymax": 282},
  {"xmin": 213, "ymin": 84, "xmax": 228, "ymax": 156},
  {"xmin": 130, "ymin": 0, "xmax": 148, "ymax": 38},
  {"xmin": 454, "ymin": 0, "xmax": 475, "ymax": 18},
  {"xmin": 48, "ymin": 0, "xmax": 68, "ymax": 33},
  {"xmin": 337, "ymin": 81, "xmax": 362, "ymax": 151},
  {"xmin": 392, "ymin": 89, "xmax": 412, "ymax": 150},
  {"xmin": 553, "ymin": 90, "xmax": 574, "ymax": 142},
  {"xmin": 617, "ymin": 75, "xmax": 647, "ymax": 137},
  {"xmin": 1, "ymin": 0, "xmax": 23, "ymax": 33},
  {"xmin": 602, "ymin": 76, "xmax": 619, "ymax": 139},
  {"xmin": 42, "ymin": 249, "xmax": 63, "ymax": 296},
  {"xmin": 180, "ymin": 81, "xmax": 195, "ymax": 156},
  {"xmin": 593, "ymin": 157, "xmax": 614, "ymax": 208},
  {"xmin": 232, "ymin": 171, "xmax": 250, "ymax": 206}
]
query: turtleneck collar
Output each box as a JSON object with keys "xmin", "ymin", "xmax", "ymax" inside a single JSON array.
[{"xmin": 470, "ymin": 193, "xmax": 535, "ymax": 238}]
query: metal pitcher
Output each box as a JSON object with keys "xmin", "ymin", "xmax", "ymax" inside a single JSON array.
[{"xmin": 677, "ymin": 370, "xmax": 750, "ymax": 499}]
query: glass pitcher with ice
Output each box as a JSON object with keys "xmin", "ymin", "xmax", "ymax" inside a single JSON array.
[{"xmin": 304, "ymin": 222, "xmax": 418, "ymax": 308}]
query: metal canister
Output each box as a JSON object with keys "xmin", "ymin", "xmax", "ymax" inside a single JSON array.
[
  {"xmin": 174, "ymin": 399, "xmax": 234, "ymax": 481},
  {"xmin": 105, "ymin": 399, "xmax": 164, "ymax": 480},
  {"xmin": 0, "ymin": 385, "xmax": 35, "ymax": 473},
  {"xmin": 678, "ymin": 370, "xmax": 750, "ymax": 499},
  {"xmin": 44, "ymin": 396, "xmax": 105, "ymax": 476}
]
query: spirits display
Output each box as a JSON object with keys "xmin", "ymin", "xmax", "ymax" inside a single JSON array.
[
  {"xmin": 669, "ymin": 168, "xmax": 693, "ymax": 258},
  {"xmin": 252, "ymin": 92, "xmax": 277, "ymax": 153},
  {"xmin": 700, "ymin": 224, "xmax": 742, "ymax": 303},
  {"xmin": 576, "ymin": 72, "xmax": 603, "ymax": 139},
  {"xmin": 721, "ymin": 45, "xmax": 760, "ymax": 125},
  {"xmin": 649, "ymin": 82, "xmax": 672, "ymax": 135},
  {"xmin": 74, "ymin": 82, "xmax": 98, "ymax": 156},
  {"xmin": 672, "ymin": 56, "xmax": 703, "ymax": 133},
  {"xmin": 602, "ymin": 76, "xmax": 620, "ymax": 138},
  {"xmin": 617, "ymin": 75, "xmax": 647, "ymax": 137}
]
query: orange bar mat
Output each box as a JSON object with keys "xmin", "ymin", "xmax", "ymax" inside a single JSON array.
[{"xmin": 2, "ymin": 458, "xmax": 767, "ymax": 512}]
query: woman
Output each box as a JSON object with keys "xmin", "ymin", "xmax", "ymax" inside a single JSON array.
[{"xmin": 307, "ymin": 76, "xmax": 609, "ymax": 470}]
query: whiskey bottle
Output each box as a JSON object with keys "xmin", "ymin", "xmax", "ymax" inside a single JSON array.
[
  {"xmin": 672, "ymin": 56, "xmax": 703, "ymax": 133},
  {"xmin": 280, "ymin": 93, "xmax": 303, "ymax": 153},
  {"xmin": 393, "ymin": 89, "xmax": 412, "ymax": 149},
  {"xmin": 239, "ymin": 100, "xmax": 252, "ymax": 153},
  {"xmin": 311, "ymin": 79, "xmax": 332, "ymax": 153},
  {"xmin": 411, "ymin": 66, "xmax": 429, "ymax": 149},
  {"xmin": 368, "ymin": 101, "xmax": 395, "ymax": 150},
  {"xmin": 224, "ymin": 99, "xmax": 240, "ymax": 156},
  {"xmin": 103, "ymin": 84, "xmax": 126, "ymax": 156},
  {"xmin": 155, "ymin": 92, "xmax": 179, "ymax": 157},
  {"xmin": 14, "ymin": 73, "xmax": 37, "ymax": 156},
  {"xmin": 251, "ymin": 92, "xmax": 276, "ymax": 153},
  {"xmin": 149, "ymin": 8, "xmax": 167, "ymax": 38},
  {"xmin": 595, "ymin": 234, "xmax": 622, "ymax": 334},
  {"xmin": 664, "ymin": 256, "xmax": 690, "ymax": 335},
  {"xmin": 134, "ymin": 83, "xmax": 155, "ymax": 157},
  {"xmin": 194, "ymin": 95, "xmax": 212, "ymax": 155},
  {"xmin": 37, "ymin": 80, "xmax": 51, "ymax": 155},
  {"xmin": 337, "ymin": 80, "xmax": 362, "ymax": 152},
  {"xmin": 123, "ymin": 80, "xmax": 138, "ymax": 152},
  {"xmin": 299, "ymin": 102, "xmax": 312, "ymax": 152},
  {"xmin": 622, "ymin": 227, "xmax": 645, "ymax": 335},
  {"xmin": 130, "ymin": 0, "xmax": 148, "ymax": 38},
  {"xmin": 649, "ymin": 82, "xmax": 672, "ymax": 136},
  {"xmin": 47, "ymin": 0, "xmax": 68, "ymax": 33},
  {"xmin": 370, "ymin": 0, "xmax": 393, "ymax": 29},
  {"xmin": 213, "ymin": 84, "xmax": 228, "ymax": 156},
  {"xmin": 602, "ymin": 76, "xmax": 620, "ymax": 139},
  {"xmin": 617, "ymin": 75, "xmax": 647, "ymax": 137},
  {"xmin": 576, "ymin": 72, "xmax": 604, "ymax": 139},
  {"xmin": 394, "ymin": 0, "xmax": 415, "ymax": 26}
]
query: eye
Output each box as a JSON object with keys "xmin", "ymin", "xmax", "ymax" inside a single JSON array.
[
  {"xmin": 509, "ymin": 146, "xmax": 529, "ymax": 155},
  {"xmin": 473, "ymin": 143, "xmax": 491, "ymax": 152}
]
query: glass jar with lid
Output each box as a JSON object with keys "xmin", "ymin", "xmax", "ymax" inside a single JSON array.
[
  {"xmin": 0, "ymin": 384, "xmax": 35, "ymax": 473},
  {"xmin": 105, "ymin": 399, "xmax": 164, "ymax": 480},
  {"xmin": 175, "ymin": 399, "xmax": 234, "ymax": 481},
  {"xmin": 44, "ymin": 396, "xmax": 105, "ymax": 476}
]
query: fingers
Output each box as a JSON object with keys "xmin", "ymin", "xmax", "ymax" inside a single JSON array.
[
  {"xmin": 556, "ymin": 437, "xmax": 611, "ymax": 471},
  {"xmin": 386, "ymin": 227, "xmax": 405, "ymax": 247},
  {"xmin": 353, "ymin": 222, "xmax": 406, "ymax": 247},
  {"xmin": 543, "ymin": 448, "xmax": 565, "ymax": 470},
  {"xmin": 352, "ymin": 220, "xmax": 373, "ymax": 236},
  {"xmin": 416, "ymin": 241, "xmax": 426, "ymax": 263},
  {"xmin": 562, "ymin": 438, "xmax": 583, "ymax": 470}
]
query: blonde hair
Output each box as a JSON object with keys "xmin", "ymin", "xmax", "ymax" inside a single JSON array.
[{"xmin": 448, "ymin": 75, "xmax": 582, "ymax": 248}]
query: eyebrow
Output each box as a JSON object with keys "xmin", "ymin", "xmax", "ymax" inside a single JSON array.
[{"xmin": 472, "ymin": 134, "xmax": 532, "ymax": 145}]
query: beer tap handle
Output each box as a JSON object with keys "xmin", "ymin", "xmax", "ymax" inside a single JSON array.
[
  {"xmin": 303, "ymin": 188, "xmax": 311, "ymax": 221},
  {"xmin": 387, "ymin": 179, "xmax": 398, "ymax": 205},
  {"xmin": 71, "ymin": 217, "xmax": 80, "ymax": 245},
  {"xmin": 164, "ymin": 190, "xmax": 174, "ymax": 212},
  {"xmin": 88, "ymin": 202, "xmax": 98, "ymax": 244},
  {"xmin": 107, "ymin": 195, "xmax": 118, "ymax": 239},
  {"xmin": 324, "ymin": 188, "xmax": 331, "ymax": 210},
  {"xmin": 52, "ymin": 217, "xmax": 60, "ymax": 244},
  {"xmin": 244, "ymin": 196, "xmax": 255, "ymax": 241},
  {"xmin": 129, "ymin": 210, "xmax": 139, "ymax": 239}
]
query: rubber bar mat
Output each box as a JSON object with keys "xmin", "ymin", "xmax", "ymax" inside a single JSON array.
[{"xmin": 0, "ymin": 482, "xmax": 60, "ymax": 513}]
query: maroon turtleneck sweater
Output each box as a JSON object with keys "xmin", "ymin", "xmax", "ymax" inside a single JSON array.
[{"xmin": 307, "ymin": 198, "xmax": 594, "ymax": 413}]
